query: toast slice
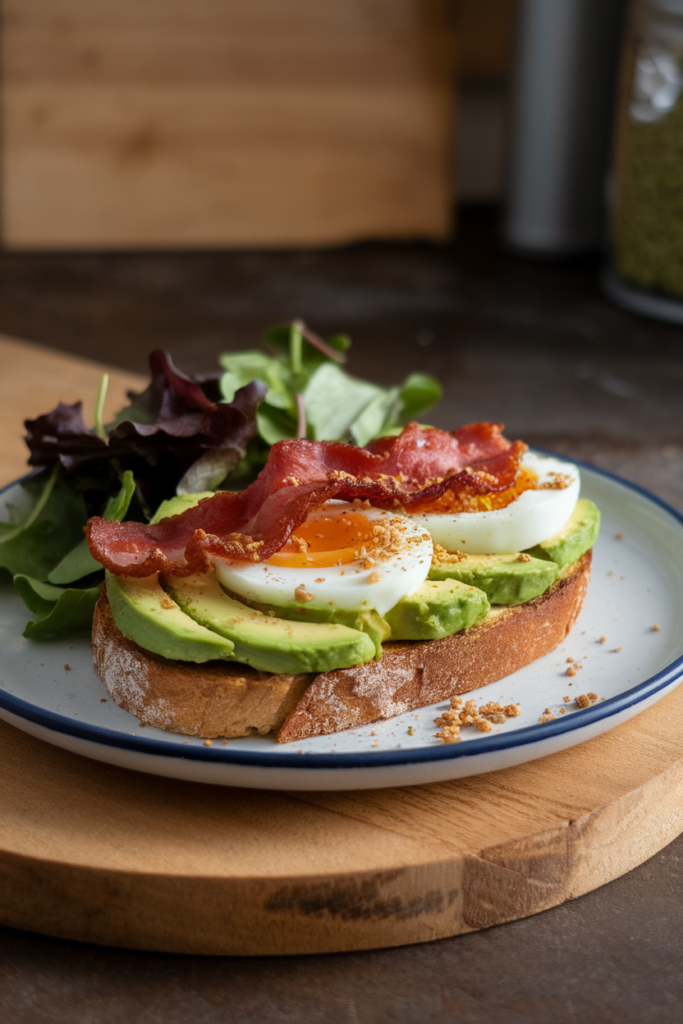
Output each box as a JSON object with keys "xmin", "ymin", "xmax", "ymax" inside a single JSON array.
[
  {"xmin": 92, "ymin": 595, "xmax": 313, "ymax": 739},
  {"xmin": 277, "ymin": 551, "xmax": 591, "ymax": 742},
  {"xmin": 92, "ymin": 551, "xmax": 591, "ymax": 742}
]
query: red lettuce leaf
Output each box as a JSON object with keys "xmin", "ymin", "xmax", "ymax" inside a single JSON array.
[
  {"xmin": 24, "ymin": 352, "xmax": 267, "ymax": 512},
  {"xmin": 114, "ymin": 349, "xmax": 215, "ymax": 424},
  {"xmin": 24, "ymin": 401, "xmax": 109, "ymax": 473}
]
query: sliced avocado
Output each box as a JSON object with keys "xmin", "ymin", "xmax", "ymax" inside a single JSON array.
[
  {"xmin": 164, "ymin": 572, "xmax": 376, "ymax": 674},
  {"xmin": 228, "ymin": 593, "xmax": 391, "ymax": 659},
  {"xmin": 384, "ymin": 579, "xmax": 490, "ymax": 640},
  {"xmin": 105, "ymin": 571, "xmax": 236, "ymax": 662},
  {"xmin": 524, "ymin": 498, "xmax": 601, "ymax": 568},
  {"xmin": 149, "ymin": 491, "xmax": 215, "ymax": 524},
  {"xmin": 429, "ymin": 552, "xmax": 558, "ymax": 605}
]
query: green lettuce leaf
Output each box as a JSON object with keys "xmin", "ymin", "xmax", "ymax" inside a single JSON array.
[
  {"xmin": 399, "ymin": 373, "xmax": 443, "ymax": 422},
  {"xmin": 302, "ymin": 363, "xmax": 384, "ymax": 441},
  {"xmin": 218, "ymin": 326, "xmax": 442, "ymax": 458},
  {"xmin": 220, "ymin": 351, "xmax": 294, "ymax": 413},
  {"xmin": 47, "ymin": 470, "xmax": 136, "ymax": 585},
  {"xmin": 13, "ymin": 575, "xmax": 102, "ymax": 639},
  {"xmin": 0, "ymin": 472, "xmax": 88, "ymax": 581},
  {"xmin": 349, "ymin": 388, "xmax": 401, "ymax": 447},
  {"xmin": 256, "ymin": 405, "xmax": 298, "ymax": 446}
]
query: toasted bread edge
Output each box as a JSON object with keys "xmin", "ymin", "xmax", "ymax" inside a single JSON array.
[{"xmin": 92, "ymin": 550, "xmax": 591, "ymax": 742}]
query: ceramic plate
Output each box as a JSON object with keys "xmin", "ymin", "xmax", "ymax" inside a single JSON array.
[{"xmin": 0, "ymin": 460, "xmax": 682, "ymax": 791}]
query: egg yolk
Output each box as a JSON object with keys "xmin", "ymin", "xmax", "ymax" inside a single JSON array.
[
  {"xmin": 267, "ymin": 510, "xmax": 378, "ymax": 568},
  {"xmin": 408, "ymin": 467, "xmax": 538, "ymax": 514}
]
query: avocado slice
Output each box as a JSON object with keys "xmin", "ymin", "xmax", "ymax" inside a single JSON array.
[
  {"xmin": 149, "ymin": 492, "xmax": 215, "ymax": 524},
  {"xmin": 163, "ymin": 572, "xmax": 376, "ymax": 674},
  {"xmin": 151, "ymin": 489, "xmax": 391, "ymax": 658},
  {"xmin": 106, "ymin": 571, "xmax": 236, "ymax": 662},
  {"xmin": 524, "ymin": 498, "xmax": 601, "ymax": 568},
  {"xmin": 241, "ymin": 579, "xmax": 492, "ymax": 647},
  {"xmin": 384, "ymin": 579, "xmax": 490, "ymax": 640},
  {"xmin": 429, "ymin": 552, "xmax": 558, "ymax": 606},
  {"xmin": 226, "ymin": 594, "xmax": 391, "ymax": 659}
]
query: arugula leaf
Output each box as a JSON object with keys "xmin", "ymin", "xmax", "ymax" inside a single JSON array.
[
  {"xmin": 47, "ymin": 470, "xmax": 136, "ymax": 585},
  {"xmin": 13, "ymin": 575, "xmax": 101, "ymax": 639},
  {"xmin": 399, "ymin": 373, "xmax": 443, "ymax": 422},
  {"xmin": 102, "ymin": 469, "xmax": 137, "ymax": 522},
  {"xmin": 325, "ymin": 334, "xmax": 353, "ymax": 357},
  {"xmin": 0, "ymin": 473, "xmax": 88, "ymax": 581}
]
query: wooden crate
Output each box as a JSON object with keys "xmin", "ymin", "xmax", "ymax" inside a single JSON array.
[{"xmin": 1, "ymin": 0, "xmax": 456, "ymax": 248}]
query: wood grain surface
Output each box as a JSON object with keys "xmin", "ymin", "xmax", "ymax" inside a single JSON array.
[
  {"xmin": 1, "ymin": 336, "xmax": 683, "ymax": 956},
  {"xmin": 2, "ymin": 0, "xmax": 455, "ymax": 248},
  {"xmin": 2, "ymin": 691, "xmax": 683, "ymax": 955}
]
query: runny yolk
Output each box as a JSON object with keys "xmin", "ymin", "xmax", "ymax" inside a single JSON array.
[
  {"xmin": 267, "ymin": 510, "xmax": 377, "ymax": 568},
  {"xmin": 408, "ymin": 467, "xmax": 539, "ymax": 515}
]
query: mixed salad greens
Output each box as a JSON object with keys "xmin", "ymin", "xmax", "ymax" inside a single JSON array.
[{"xmin": 2, "ymin": 322, "xmax": 441, "ymax": 639}]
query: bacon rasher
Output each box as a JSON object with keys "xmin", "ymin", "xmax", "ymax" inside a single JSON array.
[{"xmin": 86, "ymin": 422, "xmax": 527, "ymax": 577}]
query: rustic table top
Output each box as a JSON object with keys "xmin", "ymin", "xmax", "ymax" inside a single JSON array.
[{"xmin": 1, "ymin": 209, "xmax": 682, "ymax": 1022}]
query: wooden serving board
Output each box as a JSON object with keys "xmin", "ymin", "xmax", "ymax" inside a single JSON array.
[
  {"xmin": 1, "ymin": 336, "xmax": 683, "ymax": 955},
  {"xmin": 2, "ymin": 689, "xmax": 683, "ymax": 955}
]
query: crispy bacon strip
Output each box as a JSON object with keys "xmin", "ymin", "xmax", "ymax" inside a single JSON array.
[
  {"xmin": 86, "ymin": 422, "xmax": 527, "ymax": 577},
  {"xmin": 365, "ymin": 421, "xmax": 511, "ymax": 482}
]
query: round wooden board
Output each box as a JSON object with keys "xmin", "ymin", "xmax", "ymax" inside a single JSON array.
[{"xmin": 2, "ymin": 685, "xmax": 683, "ymax": 956}]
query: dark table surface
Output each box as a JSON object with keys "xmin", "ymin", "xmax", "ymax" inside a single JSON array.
[{"xmin": 1, "ymin": 208, "xmax": 682, "ymax": 1023}]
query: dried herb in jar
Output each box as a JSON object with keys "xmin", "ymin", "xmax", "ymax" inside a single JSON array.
[{"xmin": 614, "ymin": 75, "xmax": 683, "ymax": 297}]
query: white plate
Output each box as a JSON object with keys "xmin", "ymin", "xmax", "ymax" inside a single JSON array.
[{"xmin": 0, "ymin": 460, "xmax": 682, "ymax": 791}]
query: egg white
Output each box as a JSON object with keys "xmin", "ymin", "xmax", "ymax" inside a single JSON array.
[
  {"xmin": 406, "ymin": 452, "xmax": 580, "ymax": 554},
  {"xmin": 213, "ymin": 502, "xmax": 433, "ymax": 616}
]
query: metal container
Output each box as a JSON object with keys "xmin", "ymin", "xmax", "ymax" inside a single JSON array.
[{"xmin": 505, "ymin": 0, "xmax": 626, "ymax": 256}]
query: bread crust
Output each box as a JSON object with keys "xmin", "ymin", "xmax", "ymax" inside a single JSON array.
[
  {"xmin": 92, "ymin": 551, "xmax": 591, "ymax": 742},
  {"xmin": 92, "ymin": 593, "xmax": 313, "ymax": 738},
  {"xmin": 277, "ymin": 551, "xmax": 591, "ymax": 742}
]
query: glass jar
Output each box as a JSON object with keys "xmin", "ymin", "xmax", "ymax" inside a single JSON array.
[{"xmin": 604, "ymin": 0, "xmax": 683, "ymax": 321}]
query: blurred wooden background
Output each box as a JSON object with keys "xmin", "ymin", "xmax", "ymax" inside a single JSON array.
[{"xmin": 1, "ymin": 0, "xmax": 516, "ymax": 249}]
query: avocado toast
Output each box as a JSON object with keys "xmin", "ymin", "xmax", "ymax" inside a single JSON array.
[{"xmin": 92, "ymin": 499, "xmax": 599, "ymax": 742}]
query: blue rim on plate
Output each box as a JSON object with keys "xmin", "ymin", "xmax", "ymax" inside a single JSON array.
[{"xmin": 1, "ymin": 459, "xmax": 682, "ymax": 770}]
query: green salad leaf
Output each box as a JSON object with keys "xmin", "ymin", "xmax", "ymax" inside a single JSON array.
[
  {"xmin": 47, "ymin": 470, "xmax": 136, "ymax": 585},
  {"xmin": 7, "ymin": 322, "xmax": 443, "ymax": 639},
  {"xmin": 0, "ymin": 471, "xmax": 88, "ymax": 581},
  {"xmin": 349, "ymin": 389, "xmax": 402, "ymax": 447},
  {"xmin": 302, "ymin": 363, "xmax": 384, "ymax": 441},
  {"xmin": 13, "ymin": 575, "xmax": 102, "ymax": 639},
  {"xmin": 399, "ymin": 373, "xmax": 443, "ymax": 422},
  {"xmin": 12, "ymin": 471, "xmax": 137, "ymax": 636},
  {"xmin": 218, "ymin": 322, "xmax": 442, "ymax": 457}
]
